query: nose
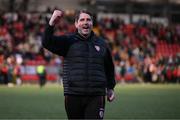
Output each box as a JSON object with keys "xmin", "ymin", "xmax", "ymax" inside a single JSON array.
[
  {"xmin": 84, "ymin": 22, "xmax": 88, "ymax": 25},
  {"xmin": 83, "ymin": 19, "xmax": 89, "ymax": 24}
]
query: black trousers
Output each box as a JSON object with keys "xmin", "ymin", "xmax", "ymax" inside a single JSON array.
[{"xmin": 65, "ymin": 95, "xmax": 105, "ymax": 119}]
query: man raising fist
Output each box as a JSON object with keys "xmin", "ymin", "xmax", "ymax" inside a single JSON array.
[{"xmin": 42, "ymin": 9, "xmax": 116, "ymax": 119}]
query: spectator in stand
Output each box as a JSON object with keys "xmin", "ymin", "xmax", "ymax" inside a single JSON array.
[
  {"xmin": 0, "ymin": 61, "xmax": 8, "ymax": 84},
  {"xmin": 0, "ymin": 49, "xmax": 4, "ymax": 84}
]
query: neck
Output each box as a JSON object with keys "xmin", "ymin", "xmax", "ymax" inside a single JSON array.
[
  {"xmin": 82, "ymin": 34, "xmax": 90, "ymax": 39},
  {"xmin": 79, "ymin": 32, "xmax": 91, "ymax": 39}
]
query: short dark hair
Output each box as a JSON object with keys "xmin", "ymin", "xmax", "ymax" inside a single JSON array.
[{"xmin": 75, "ymin": 10, "xmax": 93, "ymax": 22}]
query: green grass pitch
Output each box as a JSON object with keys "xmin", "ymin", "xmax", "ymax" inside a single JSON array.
[{"xmin": 0, "ymin": 84, "xmax": 180, "ymax": 119}]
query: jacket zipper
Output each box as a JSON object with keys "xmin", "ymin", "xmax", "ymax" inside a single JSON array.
[{"xmin": 86, "ymin": 41, "xmax": 90, "ymax": 92}]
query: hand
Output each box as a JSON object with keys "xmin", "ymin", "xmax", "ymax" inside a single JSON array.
[
  {"xmin": 49, "ymin": 10, "xmax": 63, "ymax": 26},
  {"xmin": 107, "ymin": 89, "xmax": 115, "ymax": 102}
]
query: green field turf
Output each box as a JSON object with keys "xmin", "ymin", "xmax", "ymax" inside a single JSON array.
[{"xmin": 0, "ymin": 83, "xmax": 180, "ymax": 119}]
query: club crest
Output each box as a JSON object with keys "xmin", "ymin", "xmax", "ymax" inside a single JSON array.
[
  {"xmin": 99, "ymin": 108, "xmax": 104, "ymax": 118},
  {"xmin": 95, "ymin": 45, "xmax": 100, "ymax": 51}
]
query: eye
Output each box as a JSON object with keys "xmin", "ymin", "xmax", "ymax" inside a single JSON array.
[
  {"xmin": 79, "ymin": 18, "xmax": 84, "ymax": 21},
  {"xmin": 87, "ymin": 18, "xmax": 91, "ymax": 21}
]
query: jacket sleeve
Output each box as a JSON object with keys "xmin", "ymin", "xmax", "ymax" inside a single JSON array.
[
  {"xmin": 42, "ymin": 25, "xmax": 70, "ymax": 56},
  {"xmin": 104, "ymin": 47, "xmax": 116, "ymax": 90}
]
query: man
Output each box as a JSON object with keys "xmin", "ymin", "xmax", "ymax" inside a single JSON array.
[
  {"xmin": 36, "ymin": 64, "xmax": 46, "ymax": 87},
  {"xmin": 42, "ymin": 9, "xmax": 116, "ymax": 119}
]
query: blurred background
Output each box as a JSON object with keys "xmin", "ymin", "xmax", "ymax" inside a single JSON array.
[{"xmin": 0, "ymin": 0, "xmax": 180, "ymax": 86}]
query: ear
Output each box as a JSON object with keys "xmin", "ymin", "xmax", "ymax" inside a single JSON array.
[{"xmin": 75, "ymin": 21, "xmax": 78, "ymax": 28}]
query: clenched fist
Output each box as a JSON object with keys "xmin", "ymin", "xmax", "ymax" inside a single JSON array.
[
  {"xmin": 49, "ymin": 10, "xmax": 63, "ymax": 26},
  {"xmin": 107, "ymin": 89, "xmax": 115, "ymax": 102}
]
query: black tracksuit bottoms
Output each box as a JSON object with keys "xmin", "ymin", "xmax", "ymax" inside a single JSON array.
[{"xmin": 65, "ymin": 95, "xmax": 105, "ymax": 119}]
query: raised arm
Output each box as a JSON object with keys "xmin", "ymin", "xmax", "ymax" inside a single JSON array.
[{"xmin": 42, "ymin": 10, "xmax": 70, "ymax": 56}]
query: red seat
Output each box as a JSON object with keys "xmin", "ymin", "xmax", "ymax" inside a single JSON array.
[
  {"xmin": 125, "ymin": 73, "xmax": 134, "ymax": 81},
  {"xmin": 21, "ymin": 74, "xmax": 58, "ymax": 81},
  {"xmin": 156, "ymin": 42, "xmax": 180, "ymax": 57},
  {"xmin": 115, "ymin": 74, "xmax": 122, "ymax": 81},
  {"xmin": 21, "ymin": 74, "xmax": 39, "ymax": 81},
  {"xmin": 46, "ymin": 74, "xmax": 57, "ymax": 81}
]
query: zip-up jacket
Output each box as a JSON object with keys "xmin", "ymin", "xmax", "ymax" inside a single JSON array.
[{"xmin": 42, "ymin": 25, "xmax": 115, "ymax": 95}]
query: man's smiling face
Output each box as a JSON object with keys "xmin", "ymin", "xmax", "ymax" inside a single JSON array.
[{"xmin": 75, "ymin": 13, "xmax": 93, "ymax": 37}]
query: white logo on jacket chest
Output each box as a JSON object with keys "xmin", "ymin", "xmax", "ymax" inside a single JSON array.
[{"xmin": 95, "ymin": 45, "xmax": 100, "ymax": 52}]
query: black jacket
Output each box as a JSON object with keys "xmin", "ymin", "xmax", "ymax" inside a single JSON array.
[{"xmin": 42, "ymin": 25, "xmax": 115, "ymax": 95}]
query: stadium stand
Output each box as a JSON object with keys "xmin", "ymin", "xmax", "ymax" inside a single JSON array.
[{"xmin": 0, "ymin": 0, "xmax": 180, "ymax": 85}]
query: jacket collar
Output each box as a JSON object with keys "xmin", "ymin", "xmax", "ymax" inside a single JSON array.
[{"xmin": 75, "ymin": 31, "xmax": 95, "ymax": 41}]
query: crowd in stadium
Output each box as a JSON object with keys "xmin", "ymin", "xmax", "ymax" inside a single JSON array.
[{"xmin": 0, "ymin": 8, "xmax": 180, "ymax": 85}]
